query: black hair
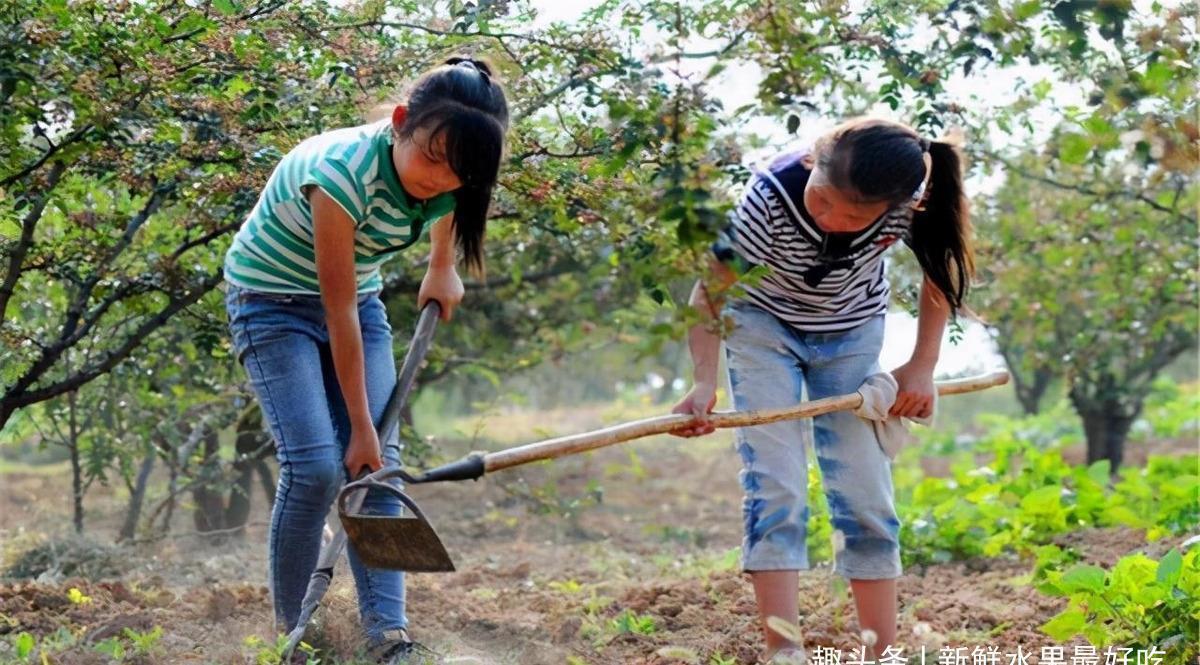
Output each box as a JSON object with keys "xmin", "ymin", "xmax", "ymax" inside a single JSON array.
[
  {"xmin": 396, "ymin": 57, "xmax": 509, "ymax": 274},
  {"xmin": 814, "ymin": 118, "xmax": 974, "ymax": 313}
]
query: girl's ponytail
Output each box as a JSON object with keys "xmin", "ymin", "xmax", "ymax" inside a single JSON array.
[{"xmin": 910, "ymin": 137, "xmax": 973, "ymax": 311}]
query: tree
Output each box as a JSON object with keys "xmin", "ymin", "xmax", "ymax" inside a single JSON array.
[
  {"xmin": 0, "ymin": 0, "xmax": 373, "ymax": 429},
  {"xmin": 1, "ymin": 0, "xmax": 757, "ymax": 539},
  {"xmin": 1, "ymin": 0, "xmax": 750, "ymax": 434},
  {"xmin": 977, "ymin": 158, "xmax": 1196, "ymax": 469}
]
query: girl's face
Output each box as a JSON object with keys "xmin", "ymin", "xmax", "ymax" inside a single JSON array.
[
  {"xmin": 393, "ymin": 124, "xmax": 462, "ymax": 201},
  {"xmin": 803, "ymin": 165, "xmax": 890, "ymax": 234}
]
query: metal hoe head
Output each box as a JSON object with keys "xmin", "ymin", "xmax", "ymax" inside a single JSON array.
[{"xmin": 336, "ymin": 467, "xmax": 456, "ymax": 572}]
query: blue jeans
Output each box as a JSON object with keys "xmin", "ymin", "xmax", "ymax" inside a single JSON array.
[
  {"xmin": 724, "ymin": 302, "xmax": 901, "ymax": 579},
  {"xmin": 225, "ymin": 285, "xmax": 406, "ymax": 642}
]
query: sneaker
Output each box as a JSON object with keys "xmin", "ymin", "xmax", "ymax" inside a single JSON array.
[
  {"xmin": 769, "ymin": 647, "xmax": 807, "ymax": 665},
  {"xmin": 369, "ymin": 628, "xmax": 439, "ymax": 664}
]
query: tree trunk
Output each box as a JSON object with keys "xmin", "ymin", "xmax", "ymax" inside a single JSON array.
[
  {"xmin": 69, "ymin": 436, "xmax": 84, "ymax": 534},
  {"xmin": 256, "ymin": 459, "xmax": 276, "ymax": 509},
  {"xmin": 190, "ymin": 408, "xmax": 273, "ymax": 539},
  {"xmin": 68, "ymin": 389, "xmax": 84, "ymax": 534},
  {"xmin": 118, "ymin": 452, "xmax": 156, "ymax": 542},
  {"xmin": 996, "ymin": 344, "xmax": 1056, "ymax": 415},
  {"xmin": 1071, "ymin": 393, "xmax": 1141, "ymax": 472},
  {"xmin": 191, "ymin": 428, "xmax": 225, "ymax": 533},
  {"xmin": 222, "ymin": 459, "xmax": 255, "ymax": 534},
  {"xmin": 1079, "ymin": 409, "xmax": 1136, "ymax": 471},
  {"xmin": 223, "ymin": 413, "xmax": 272, "ymax": 534},
  {"xmin": 1013, "ymin": 367, "xmax": 1055, "ymax": 415},
  {"xmin": 162, "ymin": 462, "xmax": 178, "ymax": 532}
]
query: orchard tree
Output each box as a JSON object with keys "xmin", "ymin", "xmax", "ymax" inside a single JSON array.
[
  {"xmin": 1, "ymin": 0, "xmax": 751, "ymax": 437},
  {"xmin": 977, "ymin": 157, "xmax": 1196, "ymax": 469}
]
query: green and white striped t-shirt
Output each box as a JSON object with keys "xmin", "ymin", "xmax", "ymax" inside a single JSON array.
[{"xmin": 224, "ymin": 119, "xmax": 456, "ymax": 294}]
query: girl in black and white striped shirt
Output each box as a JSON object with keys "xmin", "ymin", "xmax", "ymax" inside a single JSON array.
[{"xmin": 672, "ymin": 118, "xmax": 974, "ymax": 662}]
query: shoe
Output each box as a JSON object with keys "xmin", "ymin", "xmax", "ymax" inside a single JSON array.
[
  {"xmin": 369, "ymin": 628, "xmax": 439, "ymax": 664},
  {"xmin": 769, "ymin": 647, "xmax": 807, "ymax": 664}
]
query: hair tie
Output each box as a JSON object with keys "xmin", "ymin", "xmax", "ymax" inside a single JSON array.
[
  {"xmin": 447, "ymin": 58, "xmax": 490, "ymax": 83},
  {"xmin": 918, "ymin": 137, "xmax": 931, "ymax": 153},
  {"xmin": 910, "ymin": 180, "xmax": 927, "ymax": 206},
  {"xmin": 910, "ymin": 148, "xmax": 933, "ymax": 210}
]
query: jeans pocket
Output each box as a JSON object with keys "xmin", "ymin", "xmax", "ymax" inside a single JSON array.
[{"xmin": 227, "ymin": 319, "xmax": 252, "ymax": 365}]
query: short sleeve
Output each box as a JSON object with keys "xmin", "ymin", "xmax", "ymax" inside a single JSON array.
[
  {"xmin": 711, "ymin": 176, "xmax": 778, "ymax": 273},
  {"xmin": 302, "ymin": 157, "xmax": 368, "ymax": 225}
]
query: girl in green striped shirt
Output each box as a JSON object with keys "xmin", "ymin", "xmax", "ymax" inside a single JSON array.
[{"xmin": 223, "ymin": 57, "xmax": 508, "ymax": 662}]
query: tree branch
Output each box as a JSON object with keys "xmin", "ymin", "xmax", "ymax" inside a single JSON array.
[
  {"xmin": 0, "ymin": 161, "xmax": 65, "ymax": 319},
  {"xmin": 4, "ymin": 270, "xmax": 224, "ymax": 411},
  {"xmin": 238, "ymin": 0, "xmax": 289, "ymax": 22},
  {"xmin": 61, "ymin": 179, "xmax": 177, "ymax": 343},
  {"xmin": 324, "ymin": 20, "xmax": 580, "ymax": 54},
  {"xmin": 981, "ymin": 150, "xmax": 1198, "ymax": 224},
  {"xmin": 170, "ymin": 220, "xmax": 241, "ymax": 261},
  {"xmin": 1, "ymin": 127, "xmax": 92, "ymax": 188},
  {"xmin": 382, "ymin": 260, "xmax": 581, "ymax": 295},
  {"xmin": 512, "ymin": 66, "xmax": 625, "ymax": 124},
  {"xmin": 512, "ymin": 145, "xmax": 606, "ymax": 161}
]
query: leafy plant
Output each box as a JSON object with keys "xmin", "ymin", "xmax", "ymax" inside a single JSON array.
[
  {"xmin": 610, "ymin": 609, "xmax": 658, "ymax": 636},
  {"xmin": 1039, "ymin": 549, "xmax": 1198, "ymax": 661},
  {"xmin": 242, "ymin": 634, "xmax": 318, "ymax": 665}
]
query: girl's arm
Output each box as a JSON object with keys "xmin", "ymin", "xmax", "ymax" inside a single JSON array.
[
  {"xmin": 671, "ymin": 257, "xmax": 738, "ymax": 437},
  {"xmin": 310, "ymin": 188, "xmax": 382, "ymax": 474},
  {"xmin": 418, "ymin": 213, "xmax": 464, "ymax": 321},
  {"xmin": 890, "ymin": 276, "xmax": 947, "ymax": 418}
]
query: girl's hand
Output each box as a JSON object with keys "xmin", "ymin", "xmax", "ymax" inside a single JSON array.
[
  {"xmin": 670, "ymin": 382, "xmax": 718, "ymax": 438},
  {"xmin": 890, "ymin": 361, "xmax": 936, "ymax": 419},
  {"xmin": 344, "ymin": 427, "xmax": 384, "ymax": 477},
  {"xmin": 418, "ymin": 264, "xmax": 464, "ymax": 321}
]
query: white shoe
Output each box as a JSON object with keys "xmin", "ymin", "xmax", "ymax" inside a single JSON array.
[{"xmin": 769, "ymin": 647, "xmax": 807, "ymax": 664}]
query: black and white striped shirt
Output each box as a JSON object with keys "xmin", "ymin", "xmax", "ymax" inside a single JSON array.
[{"xmin": 714, "ymin": 149, "xmax": 913, "ymax": 333}]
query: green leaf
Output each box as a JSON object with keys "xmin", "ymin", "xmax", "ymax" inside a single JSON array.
[
  {"xmin": 213, "ymin": 0, "xmax": 238, "ymax": 15},
  {"xmin": 1106, "ymin": 505, "xmax": 1147, "ymax": 528},
  {"xmin": 1141, "ymin": 61, "xmax": 1172, "ymax": 94},
  {"xmin": 94, "ymin": 637, "xmax": 126, "ymax": 660},
  {"xmin": 15, "ymin": 632, "xmax": 34, "ymax": 658},
  {"xmin": 1061, "ymin": 564, "xmax": 1106, "ymax": 594},
  {"xmin": 1019, "ymin": 485, "xmax": 1062, "ymax": 513},
  {"xmin": 1041, "ymin": 606, "xmax": 1086, "ymax": 640},
  {"xmin": 224, "ymin": 76, "xmax": 252, "ymax": 99},
  {"xmin": 1058, "ymin": 133, "xmax": 1091, "ymax": 164},
  {"xmin": 1014, "ymin": 0, "xmax": 1042, "ymax": 20},
  {"xmin": 1086, "ymin": 459, "xmax": 1110, "ymax": 485},
  {"xmin": 1081, "ymin": 115, "xmax": 1114, "ymax": 139},
  {"xmin": 1110, "ymin": 554, "xmax": 1159, "ymax": 598},
  {"xmin": 1156, "ymin": 549, "xmax": 1183, "ymax": 588},
  {"xmin": 1082, "ymin": 624, "xmax": 1110, "ymax": 645},
  {"xmin": 1032, "ymin": 79, "xmax": 1053, "ymax": 100}
]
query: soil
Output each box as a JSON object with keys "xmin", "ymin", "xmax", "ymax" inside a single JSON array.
[{"xmin": 0, "ymin": 428, "xmax": 1190, "ymax": 664}]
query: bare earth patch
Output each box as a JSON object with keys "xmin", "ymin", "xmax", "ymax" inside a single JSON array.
[{"xmin": 0, "ymin": 431, "xmax": 1187, "ymax": 664}]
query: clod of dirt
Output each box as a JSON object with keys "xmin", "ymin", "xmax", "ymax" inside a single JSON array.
[
  {"xmin": 85, "ymin": 610, "xmax": 156, "ymax": 643},
  {"xmin": 553, "ymin": 616, "xmax": 581, "ymax": 643}
]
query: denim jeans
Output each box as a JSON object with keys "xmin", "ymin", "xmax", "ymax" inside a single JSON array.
[
  {"xmin": 724, "ymin": 301, "xmax": 901, "ymax": 579},
  {"xmin": 225, "ymin": 284, "xmax": 406, "ymax": 642}
]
